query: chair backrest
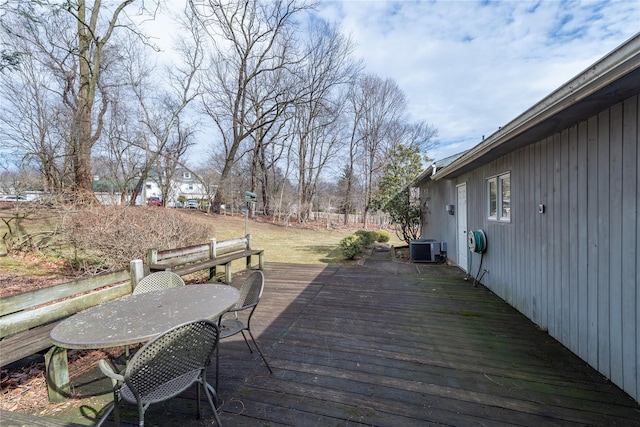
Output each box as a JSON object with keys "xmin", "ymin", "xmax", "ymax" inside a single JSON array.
[
  {"xmin": 133, "ymin": 271, "xmax": 185, "ymax": 294},
  {"xmin": 234, "ymin": 270, "xmax": 264, "ymax": 310},
  {"xmin": 124, "ymin": 319, "xmax": 219, "ymax": 401}
]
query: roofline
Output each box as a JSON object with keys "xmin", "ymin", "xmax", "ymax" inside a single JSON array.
[
  {"xmin": 413, "ymin": 151, "xmax": 467, "ymax": 186},
  {"xmin": 432, "ymin": 32, "xmax": 640, "ymax": 181}
]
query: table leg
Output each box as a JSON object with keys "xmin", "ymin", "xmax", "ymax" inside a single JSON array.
[
  {"xmin": 45, "ymin": 346, "xmax": 70, "ymax": 402},
  {"xmin": 225, "ymin": 262, "xmax": 232, "ymax": 284}
]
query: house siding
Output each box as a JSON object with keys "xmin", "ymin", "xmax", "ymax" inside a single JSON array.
[
  {"xmin": 421, "ymin": 94, "xmax": 639, "ymax": 402},
  {"xmin": 420, "ymin": 179, "xmax": 456, "ymax": 247}
]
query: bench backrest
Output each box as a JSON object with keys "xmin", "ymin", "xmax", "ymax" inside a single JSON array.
[
  {"xmin": 0, "ymin": 269, "xmax": 132, "ymax": 339},
  {"xmin": 214, "ymin": 237, "xmax": 250, "ymax": 257},
  {"xmin": 146, "ymin": 235, "xmax": 252, "ymax": 266},
  {"xmin": 0, "ymin": 268, "xmax": 134, "ymax": 367}
]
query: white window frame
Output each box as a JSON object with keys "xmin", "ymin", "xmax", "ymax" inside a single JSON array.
[
  {"xmin": 487, "ymin": 172, "xmax": 511, "ymax": 222},
  {"xmin": 488, "ymin": 177, "xmax": 498, "ymax": 220}
]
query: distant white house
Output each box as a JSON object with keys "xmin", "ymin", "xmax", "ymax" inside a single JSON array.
[
  {"xmin": 138, "ymin": 169, "xmax": 208, "ymax": 206},
  {"xmin": 166, "ymin": 170, "xmax": 209, "ymax": 206}
]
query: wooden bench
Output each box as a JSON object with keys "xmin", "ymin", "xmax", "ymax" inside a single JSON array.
[
  {"xmin": 0, "ymin": 321, "xmax": 61, "ymax": 367},
  {"xmin": 0, "ymin": 268, "xmax": 136, "ymax": 402},
  {"xmin": 146, "ymin": 235, "xmax": 263, "ymax": 284}
]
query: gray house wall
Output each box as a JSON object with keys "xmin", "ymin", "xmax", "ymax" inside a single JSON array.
[
  {"xmin": 420, "ymin": 179, "xmax": 456, "ymax": 250},
  {"xmin": 421, "ymin": 94, "xmax": 639, "ymax": 402}
]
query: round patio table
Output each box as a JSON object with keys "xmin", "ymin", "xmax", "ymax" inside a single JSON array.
[{"xmin": 50, "ymin": 284, "xmax": 239, "ymax": 350}]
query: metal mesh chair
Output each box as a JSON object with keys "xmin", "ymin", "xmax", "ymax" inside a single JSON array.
[
  {"xmin": 126, "ymin": 271, "xmax": 186, "ymax": 360},
  {"xmin": 216, "ymin": 270, "xmax": 272, "ymax": 389},
  {"xmin": 133, "ymin": 271, "xmax": 185, "ymax": 294},
  {"xmin": 97, "ymin": 319, "xmax": 223, "ymax": 427}
]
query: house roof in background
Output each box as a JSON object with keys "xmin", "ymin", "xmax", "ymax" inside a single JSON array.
[
  {"xmin": 430, "ymin": 32, "xmax": 640, "ymax": 181},
  {"xmin": 414, "ymin": 151, "xmax": 467, "ymax": 185}
]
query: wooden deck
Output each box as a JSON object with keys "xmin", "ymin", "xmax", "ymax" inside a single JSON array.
[{"xmin": 5, "ymin": 261, "xmax": 640, "ymax": 426}]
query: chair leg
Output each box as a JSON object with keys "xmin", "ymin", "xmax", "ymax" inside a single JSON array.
[
  {"xmin": 205, "ymin": 381, "xmax": 220, "ymax": 408},
  {"xmin": 240, "ymin": 330, "xmax": 253, "ymax": 353},
  {"xmin": 138, "ymin": 401, "xmax": 145, "ymax": 427},
  {"xmin": 215, "ymin": 344, "xmax": 219, "ymax": 392},
  {"xmin": 204, "ymin": 380, "xmax": 223, "ymax": 426},
  {"xmin": 95, "ymin": 401, "xmax": 115, "ymax": 427},
  {"xmin": 113, "ymin": 388, "xmax": 121, "ymax": 427},
  {"xmin": 196, "ymin": 381, "xmax": 202, "ymax": 419},
  {"xmin": 247, "ymin": 330, "xmax": 273, "ymax": 374}
]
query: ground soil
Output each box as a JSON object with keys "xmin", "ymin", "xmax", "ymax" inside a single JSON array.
[{"xmin": 0, "ymin": 254, "xmax": 70, "ymax": 298}]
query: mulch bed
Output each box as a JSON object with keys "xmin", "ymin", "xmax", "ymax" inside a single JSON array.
[{"xmin": 0, "ymin": 347, "xmax": 122, "ymax": 416}]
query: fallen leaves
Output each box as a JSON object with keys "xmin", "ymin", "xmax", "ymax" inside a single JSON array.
[{"xmin": 0, "ymin": 348, "xmax": 122, "ymax": 415}]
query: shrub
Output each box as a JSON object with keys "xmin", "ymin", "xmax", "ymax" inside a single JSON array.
[
  {"xmin": 64, "ymin": 205, "xmax": 215, "ymax": 274},
  {"xmin": 376, "ymin": 230, "xmax": 390, "ymax": 243},
  {"xmin": 340, "ymin": 234, "xmax": 364, "ymax": 260},
  {"xmin": 354, "ymin": 230, "xmax": 377, "ymax": 246}
]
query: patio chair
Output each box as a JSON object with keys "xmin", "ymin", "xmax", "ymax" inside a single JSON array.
[
  {"xmin": 125, "ymin": 271, "xmax": 186, "ymax": 359},
  {"xmin": 216, "ymin": 270, "xmax": 272, "ymax": 390},
  {"xmin": 97, "ymin": 319, "xmax": 223, "ymax": 427},
  {"xmin": 133, "ymin": 271, "xmax": 185, "ymax": 294}
]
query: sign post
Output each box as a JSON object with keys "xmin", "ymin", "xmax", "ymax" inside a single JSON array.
[{"xmin": 244, "ymin": 191, "xmax": 257, "ymax": 235}]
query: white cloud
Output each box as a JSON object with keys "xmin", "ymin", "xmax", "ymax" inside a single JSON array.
[{"xmin": 315, "ymin": 0, "xmax": 640, "ymax": 161}]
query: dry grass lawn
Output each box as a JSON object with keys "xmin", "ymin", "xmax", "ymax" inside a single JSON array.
[{"xmin": 0, "ymin": 203, "xmax": 403, "ymax": 288}]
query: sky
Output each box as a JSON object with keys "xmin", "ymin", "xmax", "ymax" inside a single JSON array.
[
  {"xmin": 0, "ymin": 1, "xmax": 638, "ymax": 172},
  {"xmin": 312, "ymin": 0, "xmax": 640, "ymax": 162}
]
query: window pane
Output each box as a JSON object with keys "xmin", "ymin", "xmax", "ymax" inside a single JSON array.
[
  {"xmin": 501, "ymin": 175, "xmax": 510, "ymax": 220},
  {"xmin": 488, "ymin": 179, "xmax": 497, "ymax": 218}
]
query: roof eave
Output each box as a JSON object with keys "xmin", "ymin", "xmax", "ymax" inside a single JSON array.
[{"xmin": 432, "ymin": 32, "xmax": 640, "ymax": 181}]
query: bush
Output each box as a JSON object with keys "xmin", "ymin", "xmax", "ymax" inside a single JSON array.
[
  {"xmin": 340, "ymin": 234, "xmax": 364, "ymax": 260},
  {"xmin": 64, "ymin": 205, "xmax": 215, "ymax": 274},
  {"xmin": 354, "ymin": 230, "xmax": 377, "ymax": 246},
  {"xmin": 376, "ymin": 230, "xmax": 390, "ymax": 243}
]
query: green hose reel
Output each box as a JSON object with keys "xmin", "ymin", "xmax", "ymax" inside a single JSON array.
[{"xmin": 468, "ymin": 229, "xmax": 487, "ymax": 254}]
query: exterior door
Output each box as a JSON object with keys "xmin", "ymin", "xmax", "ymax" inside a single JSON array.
[{"xmin": 456, "ymin": 183, "xmax": 468, "ymax": 272}]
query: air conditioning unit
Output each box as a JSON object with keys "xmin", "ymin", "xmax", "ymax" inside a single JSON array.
[{"xmin": 409, "ymin": 239, "xmax": 447, "ymax": 263}]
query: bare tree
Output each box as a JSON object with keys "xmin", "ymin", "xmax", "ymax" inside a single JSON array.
[
  {"xmin": 249, "ymin": 105, "xmax": 290, "ymax": 216},
  {"xmin": 189, "ymin": 0, "xmax": 314, "ymax": 209},
  {"xmin": 122, "ymin": 12, "xmax": 205, "ymax": 206},
  {"xmin": 191, "ymin": 165, "xmax": 220, "ymax": 213},
  {"xmin": 0, "ymin": 1, "xmax": 162, "ymax": 203},
  {"xmin": 351, "ymin": 75, "xmax": 407, "ymax": 228},
  {"xmin": 0, "ymin": 38, "xmax": 71, "ymax": 193},
  {"xmin": 66, "ymin": 0, "xmax": 148, "ymax": 202},
  {"xmin": 290, "ymin": 22, "xmax": 360, "ymax": 222},
  {"xmin": 342, "ymin": 74, "xmax": 437, "ymax": 229},
  {"xmin": 339, "ymin": 79, "xmax": 369, "ymax": 225},
  {"xmin": 237, "ymin": 61, "xmax": 296, "ymax": 217},
  {"xmin": 0, "ymin": 0, "xmax": 35, "ymax": 71},
  {"xmin": 93, "ymin": 85, "xmax": 145, "ymax": 205}
]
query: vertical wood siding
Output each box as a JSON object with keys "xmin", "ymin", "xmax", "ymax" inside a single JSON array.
[
  {"xmin": 420, "ymin": 178, "xmax": 456, "ymax": 246},
  {"xmin": 423, "ymin": 95, "xmax": 639, "ymax": 403}
]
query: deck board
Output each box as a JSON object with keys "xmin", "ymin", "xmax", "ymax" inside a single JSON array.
[
  {"xmin": 29, "ymin": 261, "xmax": 640, "ymax": 426},
  {"xmin": 213, "ymin": 262, "xmax": 640, "ymax": 426}
]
